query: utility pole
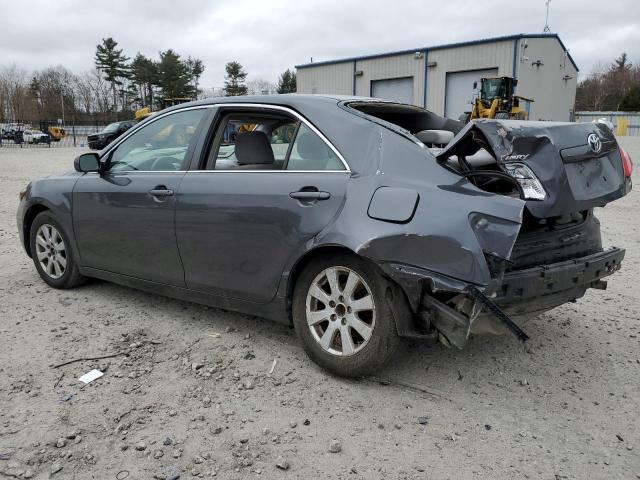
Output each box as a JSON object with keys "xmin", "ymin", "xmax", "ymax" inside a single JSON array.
[
  {"xmin": 60, "ymin": 88, "xmax": 65, "ymax": 125},
  {"xmin": 543, "ymin": 0, "xmax": 552, "ymax": 33}
]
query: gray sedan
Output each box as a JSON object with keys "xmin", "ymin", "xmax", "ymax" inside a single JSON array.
[{"xmin": 17, "ymin": 95, "xmax": 632, "ymax": 376}]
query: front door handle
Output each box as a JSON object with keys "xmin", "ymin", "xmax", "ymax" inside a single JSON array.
[
  {"xmin": 149, "ymin": 186, "xmax": 174, "ymax": 197},
  {"xmin": 289, "ymin": 190, "xmax": 331, "ymax": 201}
]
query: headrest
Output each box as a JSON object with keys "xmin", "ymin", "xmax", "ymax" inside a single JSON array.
[
  {"xmin": 235, "ymin": 131, "xmax": 275, "ymax": 165},
  {"xmin": 296, "ymin": 130, "xmax": 330, "ymax": 160},
  {"xmin": 415, "ymin": 129, "xmax": 454, "ymax": 146}
]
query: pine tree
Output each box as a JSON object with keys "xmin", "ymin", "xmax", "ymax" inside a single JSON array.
[
  {"xmin": 224, "ymin": 61, "xmax": 248, "ymax": 96},
  {"xmin": 130, "ymin": 53, "xmax": 159, "ymax": 107},
  {"xmin": 185, "ymin": 56, "xmax": 205, "ymax": 97},
  {"xmin": 94, "ymin": 38, "xmax": 130, "ymax": 115},
  {"xmin": 620, "ymin": 85, "xmax": 640, "ymax": 111},
  {"xmin": 157, "ymin": 49, "xmax": 194, "ymax": 100},
  {"xmin": 613, "ymin": 53, "xmax": 632, "ymax": 72},
  {"xmin": 276, "ymin": 69, "xmax": 297, "ymax": 94}
]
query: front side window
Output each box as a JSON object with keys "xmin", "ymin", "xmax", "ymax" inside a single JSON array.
[{"xmin": 108, "ymin": 109, "xmax": 205, "ymax": 172}]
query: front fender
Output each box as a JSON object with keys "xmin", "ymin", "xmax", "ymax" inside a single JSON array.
[{"xmin": 17, "ymin": 173, "xmax": 81, "ymax": 258}]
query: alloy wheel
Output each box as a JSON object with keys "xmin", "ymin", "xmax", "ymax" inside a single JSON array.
[
  {"xmin": 306, "ymin": 266, "xmax": 376, "ymax": 356},
  {"xmin": 35, "ymin": 224, "xmax": 67, "ymax": 279}
]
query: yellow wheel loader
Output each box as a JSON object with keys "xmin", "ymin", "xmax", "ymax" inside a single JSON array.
[
  {"xmin": 135, "ymin": 98, "xmax": 194, "ymax": 122},
  {"xmin": 461, "ymin": 77, "xmax": 533, "ymax": 123}
]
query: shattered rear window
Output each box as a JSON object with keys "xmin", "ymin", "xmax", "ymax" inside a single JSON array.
[{"xmin": 344, "ymin": 101, "xmax": 463, "ymax": 138}]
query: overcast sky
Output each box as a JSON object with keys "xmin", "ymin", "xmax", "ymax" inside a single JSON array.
[{"xmin": 1, "ymin": 0, "xmax": 638, "ymax": 86}]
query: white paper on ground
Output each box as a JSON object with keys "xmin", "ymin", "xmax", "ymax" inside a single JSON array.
[{"xmin": 78, "ymin": 369, "xmax": 104, "ymax": 384}]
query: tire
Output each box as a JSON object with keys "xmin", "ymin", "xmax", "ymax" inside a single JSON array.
[
  {"xmin": 29, "ymin": 211, "xmax": 86, "ymax": 289},
  {"xmin": 292, "ymin": 253, "xmax": 400, "ymax": 377},
  {"xmin": 494, "ymin": 112, "xmax": 510, "ymax": 119}
]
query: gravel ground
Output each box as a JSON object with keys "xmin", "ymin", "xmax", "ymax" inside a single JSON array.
[{"xmin": 1, "ymin": 139, "xmax": 639, "ymax": 480}]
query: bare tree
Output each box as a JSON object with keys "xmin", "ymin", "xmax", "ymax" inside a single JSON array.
[
  {"xmin": 0, "ymin": 64, "xmax": 33, "ymax": 120},
  {"xmin": 89, "ymin": 68, "xmax": 113, "ymax": 123},
  {"xmin": 246, "ymin": 78, "xmax": 276, "ymax": 95},
  {"xmin": 74, "ymin": 71, "xmax": 97, "ymax": 115},
  {"xmin": 30, "ymin": 65, "xmax": 79, "ymax": 122},
  {"xmin": 576, "ymin": 55, "xmax": 640, "ymax": 111}
]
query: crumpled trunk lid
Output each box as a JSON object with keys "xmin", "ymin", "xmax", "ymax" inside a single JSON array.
[{"xmin": 437, "ymin": 119, "xmax": 628, "ymax": 218}]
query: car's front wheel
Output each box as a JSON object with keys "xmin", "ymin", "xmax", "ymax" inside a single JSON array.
[
  {"xmin": 29, "ymin": 211, "xmax": 85, "ymax": 289},
  {"xmin": 292, "ymin": 253, "xmax": 400, "ymax": 377}
]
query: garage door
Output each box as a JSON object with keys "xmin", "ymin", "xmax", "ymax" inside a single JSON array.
[
  {"xmin": 444, "ymin": 68, "xmax": 499, "ymax": 120},
  {"xmin": 371, "ymin": 77, "xmax": 414, "ymax": 105}
]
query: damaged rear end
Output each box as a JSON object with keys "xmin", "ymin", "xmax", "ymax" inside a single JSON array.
[
  {"xmin": 422, "ymin": 119, "xmax": 631, "ymax": 347},
  {"xmin": 342, "ymin": 101, "xmax": 631, "ymax": 348}
]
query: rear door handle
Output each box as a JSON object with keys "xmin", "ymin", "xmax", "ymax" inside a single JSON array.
[
  {"xmin": 149, "ymin": 187, "xmax": 174, "ymax": 197},
  {"xmin": 289, "ymin": 191, "xmax": 331, "ymax": 201}
]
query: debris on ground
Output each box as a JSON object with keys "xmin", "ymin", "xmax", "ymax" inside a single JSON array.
[
  {"xmin": 1, "ymin": 144, "xmax": 638, "ymax": 480},
  {"xmin": 78, "ymin": 369, "xmax": 104, "ymax": 384},
  {"xmin": 275, "ymin": 457, "xmax": 290, "ymax": 470},
  {"xmin": 329, "ymin": 440, "xmax": 342, "ymax": 453}
]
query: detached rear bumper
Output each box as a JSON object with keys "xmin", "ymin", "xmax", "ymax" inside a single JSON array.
[
  {"xmin": 382, "ymin": 247, "xmax": 625, "ymax": 346},
  {"xmin": 490, "ymin": 247, "xmax": 625, "ymax": 316}
]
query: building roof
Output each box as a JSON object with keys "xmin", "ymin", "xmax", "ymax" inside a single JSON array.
[{"xmin": 295, "ymin": 33, "xmax": 579, "ymax": 72}]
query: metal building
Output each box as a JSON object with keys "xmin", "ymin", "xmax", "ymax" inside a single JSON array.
[{"xmin": 296, "ymin": 34, "xmax": 578, "ymax": 121}]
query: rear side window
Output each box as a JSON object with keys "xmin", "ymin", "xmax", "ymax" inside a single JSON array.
[{"xmin": 286, "ymin": 124, "xmax": 344, "ymax": 170}]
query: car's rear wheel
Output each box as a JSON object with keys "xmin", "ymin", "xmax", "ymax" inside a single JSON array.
[
  {"xmin": 292, "ymin": 253, "xmax": 400, "ymax": 377},
  {"xmin": 29, "ymin": 211, "xmax": 85, "ymax": 289}
]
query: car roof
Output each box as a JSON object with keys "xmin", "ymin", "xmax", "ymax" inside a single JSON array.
[
  {"xmin": 155, "ymin": 94, "xmax": 410, "ymax": 174},
  {"xmin": 165, "ymin": 94, "xmax": 388, "ymax": 112}
]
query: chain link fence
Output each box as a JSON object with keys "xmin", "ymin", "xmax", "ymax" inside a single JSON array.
[
  {"xmin": 575, "ymin": 111, "xmax": 640, "ymax": 137},
  {"xmin": 0, "ymin": 120, "xmax": 109, "ymax": 148}
]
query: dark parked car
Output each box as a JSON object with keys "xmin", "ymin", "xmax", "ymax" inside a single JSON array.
[
  {"xmin": 87, "ymin": 120, "xmax": 135, "ymax": 150},
  {"xmin": 17, "ymin": 95, "xmax": 633, "ymax": 376}
]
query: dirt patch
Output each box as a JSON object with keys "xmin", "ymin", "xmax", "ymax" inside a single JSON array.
[{"xmin": 1, "ymin": 141, "xmax": 639, "ymax": 479}]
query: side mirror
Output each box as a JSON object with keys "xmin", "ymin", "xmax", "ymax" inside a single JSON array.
[
  {"xmin": 74, "ymin": 152, "xmax": 101, "ymax": 173},
  {"xmin": 473, "ymin": 81, "xmax": 478, "ymax": 90}
]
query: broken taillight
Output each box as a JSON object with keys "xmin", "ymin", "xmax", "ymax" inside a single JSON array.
[
  {"xmin": 502, "ymin": 162, "xmax": 547, "ymax": 201},
  {"xmin": 620, "ymin": 147, "xmax": 633, "ymax": 178}
]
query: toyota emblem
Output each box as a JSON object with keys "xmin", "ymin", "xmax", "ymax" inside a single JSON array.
[{"xmin": 588, "ymin": 133, "xmax": 602, "ymax": 153}]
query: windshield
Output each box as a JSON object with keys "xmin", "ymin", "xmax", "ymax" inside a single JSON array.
[
  {"xmin": 481, "ymin": 79, "xmax": 503, "ymax": 100},
  {"xmin": 102, "ymin": 123, "xmax": 120, "ymax": 133}
]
